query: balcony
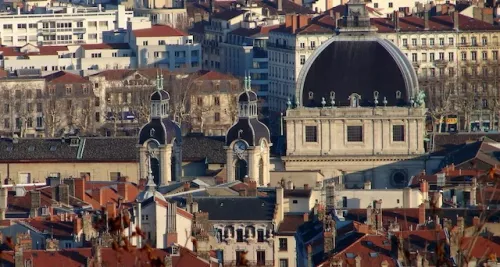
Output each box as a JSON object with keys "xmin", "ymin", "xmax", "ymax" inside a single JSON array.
[
  {"xmin": 267, "ymin": 42, "xmax": 294, "ymax": 51},
  {"xmin": 411, "ymin": 61, "xmax": 420, "ymax": 67},
  {"xmin": 223, "ymin": 260, "xmax": 274, "ymax": 267},
  {"xmin": 433, "ymin": 59, "xmax": 448, "ymax": 67}
]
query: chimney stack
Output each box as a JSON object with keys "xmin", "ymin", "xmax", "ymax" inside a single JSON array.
[
  {"xmin": 304, "ymin": 184, "xmax": 309, "ymax": 190},
  {"xmin": 420, "ymin": 179, "xmax": 429, "ymax": 201},
  {"xmin": 374, "ymin": 200, "xmax": 383, "ymax": 230},
  {"xmin": 424, "ymin": 10, "xmax": 430, "ymax": 30},
  {"xmin": 183, "ymin": 182, "xmax": 190, "ymax": 192},
  {"xmin": 473, "ymin": 216, "xmax": 480, "ymax": 227},
  {"xmin": 0, "ymin": 188, "xmax": 7, "ymax": 220},
  {"xmin": 418, "ymin": 203, "xmax": 426, "ymax": 225},
  {"xmin": 393, "ymin": 11, "xmax": 400, "ymax": 31},
  {"xmin": 30, "ymin": 190, "xmax": 41, "ymax": 218},
  {"xmin": 278, "ymin": 0, "xmax": 282, "ymax": 12},
  {"xmin": 63, "ymin": 179, "xmax": 75, "ymax": 197},
  {"xmin": 248, "ymin": 180, "xmax": 257, "ymax": 197},
  {"xmin": 303, "ymin": 212, "xmax": 309, "ymax": 222},
  {"xmin": 364, "ymin": 181, "xmax": 371, "ymax": 190},
  {"xmin": 92, "ymin": 188, "xmax": 103, "ymax": 206},
  {"xmin": 453, "ymin": 11, "xmax": 459, "ymax": 31},
  {"xmin": 57, "ymin": 184, "xmax": 69, "ymax": 205},
  {"xmin": 73, "ymin": 217, "xmax": 82, "ymax": 235},
  {"xmin": 74, "ymin": 178, "xmax": 85, "ymax": 201},
  {"xmin": 117, "ymin": 182, "xmax": 128, "ymax": 201},
  {"xmin": 106, "ymin": 202, "xmax": 116, "ymax": 219}
]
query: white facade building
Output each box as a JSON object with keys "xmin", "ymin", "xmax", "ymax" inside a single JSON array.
[
  {"xmin": 0, "ymin": 5, "xmax": 133, "ymax": 47},
  {"xmin": 0, "ymin": 19, "xmax": 201, "ymax": 75}
]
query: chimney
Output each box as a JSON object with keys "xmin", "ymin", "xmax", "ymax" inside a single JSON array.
[
  {"xmin": 470, "ymin": 178, "xmax": 477, "ymax": 206},
  {"xmin": 276, "ymin": 187, "xmax": 284, "ymax": 224},
  {"xmin": 63, "ymin": 179, "xmax": 75, "ymax": 197},
  {"xmin": 0, "ymin": 188, "xmax": 7, "ymax": 220},
  {"xmin": 91, "ymin": 241, "xmax": 102, "ymax": 267},
  {"xmin": 16, "ymin": 232, "xmax": 32, "ymax": 251},
  {"xmin": 278, "ymin": 0, "xmax": 282, "ymax": 12},
  {"xmin": 57, "ymin": 184, "xmax": 69, "ymax": 205},
  {"xmin": 364, "ymin": 181, "xmax": 371, "ymax": 190},
  {"xmin": 74, "ymin": 178, "xmax": 85, "ymax": 201},
  {"xmin": 92, "ymin": 188, "xmax": 103, "ymax": 206},
  {"xmin": 14, "ymin": 247, "xmax": 23, "ymax": 267},
  {"xmin": 138, "ymin": 178, "xmax": 147, "ymax": 190},
  {"xmin": 247, "ymin": 180, "xmax": 257, "ymax": 197},
  {"xmin": 393, "ymin": 11, "xmax": 400, "ymax": 31},
  {"xmin": 366, "ymin": 205, "xmax": 373, "ymax": 227},
  {"xmin": 453, "ymin": 11, "xmax": 459, "ymax": 31},
  {"xmin": 82, "ymin": 173, "xmax": 91, "ymax": 182},
  {"xmin": 323, "ymin": 215, "xmax": 336, "ymax": 254},
  {"xmin": 418, "ymin": 203, "xmax": 426, "ymax": 225},
  {"xmin": 117, "ymin": 182, "xmax": 128, "ymax": 201},
  {"xmin": 420, "ymin": 179, "xmax": 429, "ymax": 201},
  {"xmin": 286, "ymin": 180, "xmax": 294, "ymax": 190},
  {"xmin": 298, "ymin": 15, "xmax": 311, "ymax": 29},
  {"xmin": 303, "ymin": 212, "xmax": 309, "ymax": 222},
  {"xmin": 285, "ymin": 14, "xmax": 293, "ymax": 28},
  {"xmin": 424, "ymin": 10, "xmax": 429, "ymax": 30},
  {"xmin": 166, "ymin": 201, "xmax": 178, "ymax": 246},
  {"xmin": 304, "ymin": 184, "xmax": 309, "ymax": 190},
  {"xmin": 46, "ymin": 177, "xmax": 60, "ymax": 187},
  {"xmin": 73, "ymin": 217, "xmax": 82, "ymax": 234},
  {"xmin": 355, "ymin": 255, "xmax": 362, "ymax": 267},
  {"xmin": 472, "ymin": 216, "xmax": 480, "ymax": 226},
  {"xmin": 292, "ymin": 15, "xmax": 298, "ymax": 34},
  {"xmin": 30, "ymin": 191, "xmax": 41, "ymax": 217},
  {"xmin": 374, "ymin": 200, "xmax": 383, "ymax": 230},
  {"xmin": 183, "ymin": 182, "xmax": 190, "ymax": 192},
  {"xmin": 106, "ymin": 202, "xmax": 116, "ymax": 219}
]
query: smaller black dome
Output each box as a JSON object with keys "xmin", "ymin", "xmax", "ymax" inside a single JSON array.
[
  {"xmin": 238, "ymin": 91, "xmax": 257, "ymax": 102},
  {"xmin": 151, "ymin": 90, "xmax": 170, "ymax": 101},
  {"xmin": 138, "ymin": 118, "xmax": 181, "ymax": 145}
]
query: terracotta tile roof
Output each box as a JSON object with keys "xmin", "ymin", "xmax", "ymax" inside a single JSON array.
[
  {"xmin": 19, "ymin": 218, "xmax": 74, "ymax": 239},
  {"xmin": 271, "ymin": 14, "xmax": 336, "ymax": 35},
  {"xmin": 133, "ymin": 25, "xmax": 187, "ymax": 38},
  {"xmin": 372, "ymin": 14, "xmax": 498, "ymax": 33},
  {"xmin": 323, "ymin": 234, "xmax": 395, "ymax": 266},
  {"xmin": 195, "ymin": 70, "xmax": 237, "ymax": 81},
  {"xmin": 90, "ymin": 68, "xmax": 170, "ymax": 81},
  {"xmin": 277, "ymin": 214, "xmax": 304, "ymax": 234},
  {"xmin": 229, "ymin": 25, "xmax": 280, "ymax": 37},
  {"xmin": 44, "ymin": 71, "xmax": 90, "ymax": 84},
  {"xmin": 432, "ymin": 133, "xmax": 500, "ymax": 156},
  {"xmin": 80, "ymin": 43, "xmax": 130, "ymax": 50},
  {"xmin": 0, "ymin": 246, "xmax": 213, "ymax": 267},
  {"xmin": 461, "ymin": 236, "xmax": 500, "ymax": 259},
  {"xmin": 82, "ymin": 181, "xmax": 140, "ymax": 209},
  {"xmin": 0, "ymin": 45, "xmax": 69, "ymax": 57}
]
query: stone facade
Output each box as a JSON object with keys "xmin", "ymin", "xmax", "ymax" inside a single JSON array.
[{"xmin": 284, "ymin": 106, "xmax": 427, "ymax": 188}]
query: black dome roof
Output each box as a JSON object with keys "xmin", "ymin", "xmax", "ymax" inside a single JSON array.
[
  {"xmin": 138, "ymin": 118, "xmax": 181, "ymax": 145},
  {"xmin": 238, "ymin": 90, "xmax": 258, "ymax": 102},
  {"xmin": 150, "ymin": 90, "xmax": 170, "ymax": 101},
  {"xmin": 226, "ymin": 118, "xmax": 270, "ymax": 146},
  {"xmin": 297, "ymin": 36, "xmax": 418, "ymax": 107}
]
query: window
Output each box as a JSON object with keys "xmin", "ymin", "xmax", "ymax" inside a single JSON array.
[
  {"xmin": 17, "ymin": 23, "xmax": 26, "ymax": 29},
  {"xmin": 154, "ymin": 52, "xmax": 160, "ymax": 58},
  {"xmin": 36, "ymin": 117, "xmax": 43, "ymax": 128},
  {"xmin": 461, "ymin": 52, "xmax": 467, "ymax": 61},
  {"xmin": 374, "ymin": 3, "xmax": 378, "ymax": 8},
  {"xmin": 36, "ymin": 103, "xmax": 42, "ymax": 112},
  {"xmin": 482, "ymin": 51, "xmax": 488, "ymax": 60},
  {"xmin": 256, "ymin": 251, "xmax": 265, "ymax": 266},
  {"xmin": 411, "ymin": 53, "xmax": 417, "ymax": 62},
  {"xmin": 347, "ymin": 126, "xmax": 363, "ymax": 142},
  {"xmin": 26, "ymin": 103, "xmax": 32, "ymax": 113},
  {"xmin": 279, "ymin": 259, "xmax": 289, "ymax": 267},
  {"xmin": 402, "ymin": 39, "xmax": 408, "ymax": 46},
  {"xmin": 112, "ymin": 52, "xmax": 117, "ymax": 57},
  {"xmin": 110, "ymin": 172, "xmax": 121, "ymax": 180},
  {"xmin": 4, "ymin": 118, "xmax": 9, "ymax": 129},
  {"xmin": 257, "ymin": 229, "xmax": 264, "ymax": 242},
  {"xmin": 279, "ymin": 238, "xmax": 288, "ymax": 251},
  {"xmin": 66, "ymin": 100, "xmax": 72, "ymax": 110},
  {"xmin": 143, "ymin": 41, "xmax": 148, "ymax": 46},
  {"xmin": 158, "ymin": 40, "xmax": 166, "ymax": 45},
  {"xmin": 26, "ymin": 118, "xmax": 32, "ymax": 128},
  {"xmin": 461, "ymin": 37, "xmax": 466, "ymax": 45},
  {"xmin": 300, "ymin": 42, "xmax": 305, "ymax": 48},
  {"xmin": 482, "ymin": 37, "xmax": 488, "ymax": 45},
  {"xmin": 388, "ymin": 2, "xmax": 393, "ymax": 7},
  {"xmin": 439, "ymin": 38, "xmax": 444, "ymax": 46},
  {"xmin": 471, "ymin": 51, "xmax": 477, "ymax": 61},
  {"xmin": 300, "ymin": 55, "xmax": 305, "ymax": 65},
  {"xmin": 430, "ymin": 53, "xmax": 435, "ymax": 61},
  {"xmin": 342, "ymin": 196, "xmax": 347, "ymax": 207},
  {"xmin": 236, "ymin": 251, "xmax": 245, "ymax": 265},
  {"xmin": 411, "ymin": 39, "xmax": 417, "ymax": 46},
  {"xmin": 214, "ymin": 96, "xmax": 220, "ymax": 106},
  {"xmin": 214, "ymin": 112, "xmax": 220, "ymax": 122},
  {"xmin": 494, "ymin": 51, "xmax": 499, "ymax": 60},
  {"xmin": 26, "ymin": 90, "xmax": 32, "ymax": 99},
  {"xmin": 448, "ymin": 37, "xmax": 453, "ymax": 45},
  {"xmin": 421, "ymin": 53, "xmax": 427, "ymax": 62},
  {"xmin": 197, "ymin": 97, "xmax": 203, "ymax": 106},
  {"xmin": 305, "ymin": 126, "xmax": 317, "ymax": 142},
  {"xmin": 292, "ymin": 200, "xmax": 298, "ymax": 204},
  {"xmin": 471, "ymin": 37, "xmax": 477, "ymax": 46},
  {"xmin": 392, "ymin": 125, "xmax": 405, "ymax": 141},
  {"xmin": 95, "ymin": 112, "xmax": 100, "ymax": 122},
  {"xmin": 310, "ymin": 41, "xmax": 315, "ymax": 48},
  {"xmin": 483, "ymin": 99, "xmax": 488, "ymax": 109},
  {"xmin": 3, "ymin": 24, "xmax": 12, "ymax": 29},
  {"xmin": 421, "ymin": 38, "xmax": 426, "ymax": 46},
  {"xmin": 430, "ymin": 38, "xmax": 435, "ymax": 46},
  {"xmin": 449, "ymin": 52, "xmax": 454, "ymax": 61},
  {"xmin": 439, "ymin": 52, "xmax": 444, "ymax": 60},
  {"xmin": 3, "ymin": 104, "xmax": 8, "ymax": 113},
  {"xmin": 236, "ymin": 229, "xmax": 243, "ymax": 242},
  {"xmin": 95, "ymin": 97, "xmax": 100, "ymax": 107}
]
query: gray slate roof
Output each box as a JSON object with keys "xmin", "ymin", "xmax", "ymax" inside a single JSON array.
[
  {"xmin": 193, "ymin": 196, "xmax": 276, "ymax": 221},
  {"xmin": 0, "ymin": 135, "xmax": 226, "ymax": 163}
]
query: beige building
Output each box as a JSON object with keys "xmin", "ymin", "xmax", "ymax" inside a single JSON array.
[
  {"xmin": 373, "ymin": 11, "xmax": 500, "ymax": 132},
  {"xmin": 188, "ymin": 70, "xmax": 241, "ymax": 136},
  {"xmin": 283, "ymin": 0, "xmax": 426, "ymax": 189}
]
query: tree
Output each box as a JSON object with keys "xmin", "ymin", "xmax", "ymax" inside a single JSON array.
[
  {"xmin": 169, "ymin": 72, "xmax": 200, "ymax": 127},
  {"xmin": 42, "ymin": 96, "xmax": 65, "ymax": 138},
  {"xmin": 73, "ymin": 98, "xmax": 94, "ymax": 135}
]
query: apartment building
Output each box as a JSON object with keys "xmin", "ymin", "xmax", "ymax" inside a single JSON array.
[
  {"xmin": 0, "ymin": 19, "xmax": 201, "ymax": 75},
  {"xmin": 373, "ymin": 12, "xmax": 500, "ymax": 132},
  {"xmin": 0, "ymin": 5, "xmax": 132, "ymax": 47}
]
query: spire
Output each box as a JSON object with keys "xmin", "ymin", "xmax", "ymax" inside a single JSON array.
[
  {"xmin": 244, "ymin": 72, "xmax": 251, "ymax": 91},
  {"xmin": 156, "ymin": 69, "xmax": 163, "ymax": 91}
]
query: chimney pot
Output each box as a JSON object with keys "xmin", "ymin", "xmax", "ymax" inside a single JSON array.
[
  {"xmin": 304, "ymin": 184, "xmax": 309, "ymax": 190},
  {"xmin": 117, "ymin": 182, "xmax": 129, "ymax": 201},
  {"xmin": 303, "ymin": 212, "xmax": 309, "ymax": 222}
]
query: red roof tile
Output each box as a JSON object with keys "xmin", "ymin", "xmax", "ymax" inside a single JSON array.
[
  {"xmin": 44, "ymin": 71, "xmax": 90, "ymax": 84},
  {"xmin": 195, "ymin": 70, "xmax": 237, "ymax": 81},
  {"xmin": 277, "ymin": 214, "xmax": 304, "ymax": 233},
  {"xmin": 90, "ymin": 68, "xmax": 170, "ymax": 81},
  {"xmin": 324, "ymin": 235, "xmax": 394, "ymax": 266},
  {"xmin": 82, "ymin": 181, "xmax": 140, "ymax": 209},
  {"xmin": 461, "ymin": 236, "xmax": 500, "ymax": 259},
  {"xmin": 133, "ymin": 25, "xmax": 188, "ymax": 38},
  {"xmin": 20, "ymin": 218, "xmax": 74, "ymax": 238}
]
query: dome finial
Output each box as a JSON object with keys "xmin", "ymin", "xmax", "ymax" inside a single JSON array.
[
  {"xmin": 244, "ymin": 71, "xmax": 252, "ymax": 92},
  {"xmin": 145, "ymin": 150, "xmax": 157, "ymax": 192},
  {"xmin": 156, "ymin": 69, "xmax": 163, "ymax": 92}
]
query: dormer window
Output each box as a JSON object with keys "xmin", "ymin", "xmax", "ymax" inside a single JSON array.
[
  {"xmin": 396, "ymin": 91, "xmax": 402, "ymax": 99},
  {"xmin": 349, "ymin": 93, "xmax": 361, "ymax": 107}
]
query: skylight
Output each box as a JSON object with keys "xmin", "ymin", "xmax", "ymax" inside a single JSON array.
[
  {"xmin": 50, "ymin": 145, "xmax": 57, "ymax": 151},
  {"xmin": 370, "ymin": 252, "xmax": 378, "ymax": 258},
  {"xmin": 28, "ymin": 146, "xmax": 35, "ymax": 152},
  {"xmin": 6, "ymin": 146, "xmax": 12, "ymax": 151},
  {"xmin": 346, "ymin": 253, "xmax": 356, "ymax": 259}
]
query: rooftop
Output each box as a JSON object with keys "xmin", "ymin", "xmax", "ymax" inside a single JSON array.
[{"xmin": 133, "ymin": 25, "xmax": 188, "ymax": 38}]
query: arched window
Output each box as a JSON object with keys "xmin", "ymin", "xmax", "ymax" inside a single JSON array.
[
  {"xmin": 235, "ymin": 159, "xmax": 248, "ymax": 182},
  {"xmin": 258, "ymin": 158, "xmax": 264, "ymax": 186}
]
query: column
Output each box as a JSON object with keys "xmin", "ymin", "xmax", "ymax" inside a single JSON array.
[{"xmin": 226, "ymin": 149, "xmax": 234, "ymax": 183}]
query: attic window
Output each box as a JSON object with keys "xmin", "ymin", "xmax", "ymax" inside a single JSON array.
[
  {"xmin": 346, "ymin": 253, "xmax": 356, "ymax": 259},
  {"xmin": 383, "ymin": 240, "xmax": 390, "ymax": 246},
  {"xmin": 6, "ymin": 146, "xmax": 12, "ymax": 151},
  {"xmin": 370, "ymin": 252, "xmax": 378, "ymax": 258},
  {"xmin": 28, "ymin": 146, "xmax": 35, "ymax": 152},
  {"xmin": 70, "ymin": 138, "xmax": 79, "ymax": 146},
  {"xmin": 50, "ymin": 145, "xmax": 57, "ymax": 151}
]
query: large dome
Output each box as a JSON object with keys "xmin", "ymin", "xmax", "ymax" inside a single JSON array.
[{"xmin": 296, "ymin": 35, "xmax": 419, "ymax": 107}]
